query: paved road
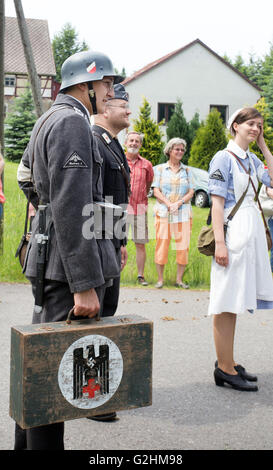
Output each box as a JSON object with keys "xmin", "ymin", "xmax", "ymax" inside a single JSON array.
[{"xmin": 1, "ymin": 282, "xmax": 273, "ymax": 451}]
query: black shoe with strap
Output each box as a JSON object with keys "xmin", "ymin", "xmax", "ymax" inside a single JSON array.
[
  {"xmin": 215, "ymin": 360, "xmax": 257, "ymax": 382},
  {"xmin": 214, "ymin": 368, "xmax": 258, "ymax": 392}
]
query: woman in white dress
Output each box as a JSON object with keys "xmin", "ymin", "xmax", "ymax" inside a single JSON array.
[{"xmin": 208, "ymin": 107, "xmax": 273, "ymax": 391}]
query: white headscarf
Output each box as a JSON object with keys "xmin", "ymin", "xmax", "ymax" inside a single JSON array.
[{"xmin": 227, "ymin": 108, "xmax": 243, "ymax": 137}]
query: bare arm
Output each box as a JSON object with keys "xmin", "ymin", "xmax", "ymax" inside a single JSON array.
[
  {"xmin": 257, "ymin": 124, "xmax": 273, "ymax": 185},
  {"xmin": 266, "ymin": 186, "xmax": 273, "ymax": 199},
  {"xmin": 120, "ymin": 245, "xmax": 128, "ymax": 271},
  {"xmin": 211, "ymin": 195, "xmax": 229, "ymax": 267},
  {"xmin": 0, "ymin": 155, "xmax": 4, "ymax": 176},
  {"xmin": 146, "ymin": 181, "xmax": 152, "ymax": 194},
  {"xmin": 169, "ymin": 188, "xmax": 194, "ymax": 213},
  {"xmin": 153, "ymin": 187, "xmax": 171, "ymax": 209}
]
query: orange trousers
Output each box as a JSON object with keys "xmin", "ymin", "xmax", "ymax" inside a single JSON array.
[{"xmin": 154, "ymin": 215, "xmax": 192, "ymax": 265}]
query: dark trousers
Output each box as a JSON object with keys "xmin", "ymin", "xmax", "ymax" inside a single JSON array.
[
  {"xmin": 102, "ymin": 247, "xmax": 121, "ymax": 317},
  {"xmin": 102, "ymin": 275, "xmax": 120, "ymax": 317},
  {"xmin": 14, "ymin": 278, "xmax": 107, "ymax": 450}
]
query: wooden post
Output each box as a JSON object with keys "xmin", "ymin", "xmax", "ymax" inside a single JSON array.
[{"xmin": 13, "ymin": 0, "xmax": 44, "ymax": 117}]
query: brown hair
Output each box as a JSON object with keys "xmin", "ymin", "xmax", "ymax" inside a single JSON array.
[{"xmin": 232, "ymin": 107, "xmax": 262, "ymax": 132}]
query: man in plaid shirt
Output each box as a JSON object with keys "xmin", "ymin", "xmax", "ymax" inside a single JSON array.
[{"xmin": 125, "ymin": 132, "xmax": 154, "ymax": 285}]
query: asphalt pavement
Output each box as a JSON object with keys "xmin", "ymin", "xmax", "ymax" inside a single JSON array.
[{"xmin": 1, "ymin": 282, "xmax": 273, "ymax": 451}]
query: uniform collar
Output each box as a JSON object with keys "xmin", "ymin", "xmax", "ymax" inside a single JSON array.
[
  {"xmin": 54, "ymin": 93, "xmax": 91, "ymax": 119},
  {"xmin": 92, "ymin": 124, "xmax": 114, "ymax": 143},
  {"xmin": 227, "ymin": 140, "xmax": 250, "ymax": 160}
]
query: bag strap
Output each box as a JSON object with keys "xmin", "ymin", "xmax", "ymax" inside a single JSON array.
[
  {"xmin": 92, "ymin": 130, "xmax": 131, "ymax": 195},
  {"xmin": 206, "ymin": 158, "xmax": 250, "ymax": 225},
  {"xmin": 227, "ymin": 149, "xmax": 270, "ymax": 231}
]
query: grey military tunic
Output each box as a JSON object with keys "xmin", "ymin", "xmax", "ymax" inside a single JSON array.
[{"xmin": 18, "ymin": 94, "xmax": 119, "ymax": 320}]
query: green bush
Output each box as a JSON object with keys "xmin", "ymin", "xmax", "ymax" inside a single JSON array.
[
  {"xmin": 188, "ymin": 108, "xmax": 228, "ymax": 171},
  {"xmin": 166, "ymin": 99, "xmax": 200, "ymax": 164},
  {"xmin": 133, "ymin": 97, "xmax": 165, "ymax": 166},
  {"xmin": 4, "ymin": 87, "xmax": 36, "ymax": 162}
]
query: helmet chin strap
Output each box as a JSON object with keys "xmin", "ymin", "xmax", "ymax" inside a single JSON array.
[{"xmin": 88, "ymin": 83, "xmax": 97, "ymax": 114}]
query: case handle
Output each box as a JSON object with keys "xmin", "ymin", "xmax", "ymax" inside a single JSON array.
[{"xmin": 66, "ymin": 307, "xmax": 101, "ymax": 324}]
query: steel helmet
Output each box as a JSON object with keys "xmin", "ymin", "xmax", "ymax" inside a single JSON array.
[{"xmin": 60, "ymin": 50, "xmax": 123, "ymax": 91}]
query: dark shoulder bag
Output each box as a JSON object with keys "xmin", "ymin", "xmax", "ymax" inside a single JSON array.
[{"xmin": 198, "ymin": 166, "xmax": 251, "ymax": 256}]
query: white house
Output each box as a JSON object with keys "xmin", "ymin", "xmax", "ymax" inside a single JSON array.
[{"xmin": 122, "ymin": 39, "xmax": 261, "ymax": 138}]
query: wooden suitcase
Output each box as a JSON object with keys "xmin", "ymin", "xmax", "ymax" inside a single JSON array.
[{"xmin": 10, "ymin": 314, "xmax": 153, "ymax": 429}]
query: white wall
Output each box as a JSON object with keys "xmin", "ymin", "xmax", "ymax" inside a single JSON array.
[{"xmin": 124, "ymin": 42, "xmax": 261, "ymax": 141}]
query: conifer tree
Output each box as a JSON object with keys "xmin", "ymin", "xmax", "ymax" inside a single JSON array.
[
  {"xmin": 188, "ymin": 108, "xmax": 228, "ymax": 171},
  {"xmin": 4, "ymin": 86, "xmax": 36, "ymax": 162},
  {"xmin": 133, "ymin": 97, "xmax": 164, "ymax": 166},
  {"xmin": 166, "ymin": 101, "xmax": 200, "ymax": 164},
  {"xmin": 166, "ymin": 100, "xmax": 189, "ymax": 141},
  {"xmin": 166, "ymin": 99, "xmax": 190, "ymax": 162},
  {"xmin": 52, "ymin": 23, "xmax": 88, "ymax": 83},
  {"xmin": 187, "ymin": 112, "xmax": 201, "ymax": 160}
]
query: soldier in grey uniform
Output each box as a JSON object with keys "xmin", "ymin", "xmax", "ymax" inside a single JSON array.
[{"xmin": 15, "ymin": 50, "xmax": 123, "ymax": 450}]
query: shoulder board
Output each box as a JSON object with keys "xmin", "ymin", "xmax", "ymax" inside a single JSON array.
[
  {"xmin": 102, "ymin": 132, "xmax": 112, "ymax": 144},
  {"xmin": 73, "ymin": 106, "xmax": 85, "ymax": 118}
]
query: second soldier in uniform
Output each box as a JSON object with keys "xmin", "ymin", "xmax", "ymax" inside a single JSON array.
[{"xmin": 92, "ymin": 83, "xmax": 130, "ymax": 317}]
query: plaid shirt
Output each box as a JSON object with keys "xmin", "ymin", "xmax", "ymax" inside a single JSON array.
[
  {"xmin": 126, "ymin": 154, "xmax": 154, "ymax": 215},
  {"xmin": 152, "ymin": 161, "xmax": 193, "ymax": 222}
]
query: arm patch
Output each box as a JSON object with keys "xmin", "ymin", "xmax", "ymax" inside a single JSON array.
[{"xmin": 209, "ymin": 169, "xmax": 225, "ymax": 182}]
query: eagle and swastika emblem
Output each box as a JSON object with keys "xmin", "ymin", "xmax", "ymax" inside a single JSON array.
[{"xmin": 58, "ymin": 335, "xmax": 123, "ymax": 409}]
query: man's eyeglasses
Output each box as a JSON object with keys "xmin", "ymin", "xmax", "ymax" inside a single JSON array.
[
  {"xmin": 106, "ymin": 103, "xmax": 130, "ymax": 109},
  {"xmin": 101, "ymin": 80, "xmax": 114, "ymax": 91}
]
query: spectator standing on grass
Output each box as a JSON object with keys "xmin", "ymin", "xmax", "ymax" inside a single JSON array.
[
  {"xmin": 125, "ymin": 131, "xmax": 154, "ymax": 286},
  {"xmin": 152, "ymin": 138, "xmax": 194, "ymax": 289}
]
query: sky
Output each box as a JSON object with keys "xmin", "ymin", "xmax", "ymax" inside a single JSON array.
[{"xmin": 4, "ymin": 0, "xmax": 273, "ymax": 76}]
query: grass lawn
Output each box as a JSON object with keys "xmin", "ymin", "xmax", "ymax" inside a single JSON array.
[
  {"xmin": 122, "ymin": 199, "xmax": 211, "ymax": 289},
  {"xmin": 0, "ymin": 161, "xmax": 211, "ymax": 288},
  {"xmin": 0, "ymin": 161, "xmax": 28, "ymax": 282}
]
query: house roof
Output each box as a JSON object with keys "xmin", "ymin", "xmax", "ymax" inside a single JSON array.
[
  {"xmin": 4, "ymin": 16, "xmax": 56, "ymax": 76},
  {"xmin": 123, "ymin": 39, "xmax": 261, "ymax": 92}
]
